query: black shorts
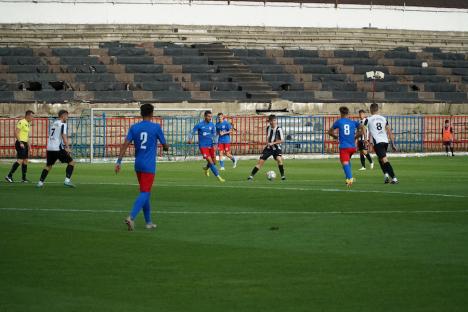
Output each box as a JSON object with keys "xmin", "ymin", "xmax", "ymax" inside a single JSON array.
[
  {"xmin": 443, "ymin": 141, "xmax": 453, "ymax": 146},
  {"xmin": 15, "ymin": 141, "xmax": 29, "ymax": 159},
  {"xmin": 374, "ymin": 143, "xmax": 389, "ymax": 159},
  {"xmin": 357, "ymin": 140, "xmax": 367, "ymax": 151},
  {"xmin": 46, "ymin": 150, "xmax": 73, "ymax": 166},
  {"xmin": 260, "ymin": 147, "xmax": 282, "ymax": 161}
]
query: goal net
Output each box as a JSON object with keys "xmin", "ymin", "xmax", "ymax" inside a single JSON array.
[{"xmin": 84, "ymin": 107, "xmax": 211, "ymax": 163}]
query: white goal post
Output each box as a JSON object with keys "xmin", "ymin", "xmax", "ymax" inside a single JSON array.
[{"xmin": 88, "ymin": 107, "xmax": 212, "ymax": 163}]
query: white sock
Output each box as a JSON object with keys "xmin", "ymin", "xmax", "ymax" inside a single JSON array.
[{"xmin": 65, "ymin": 178, "xmax": 71, "ymax": 183}]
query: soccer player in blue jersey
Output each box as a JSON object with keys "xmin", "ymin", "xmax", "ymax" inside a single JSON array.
[
  {"xmin": 187, "ymin": 110, "xmax": 225, "ymax": 182},
  {"xmin": 216, "ymin": 112, "xmax": 238, "ymax": 171},
  {"xmin": 328, "ymin": 106, "xmax": 363, "ymax": 187},
  {"xmin": 115, "ymin": 104, "xmax": 169, "ymax": 231}
]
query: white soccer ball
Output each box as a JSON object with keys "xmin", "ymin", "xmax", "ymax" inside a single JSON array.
[{"xmin": 266, "ymin": 170, "xmax": 277, "ymax": 181}]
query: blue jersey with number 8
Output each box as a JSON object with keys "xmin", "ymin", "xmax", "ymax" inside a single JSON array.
[
  {"xmin": 126, "ymin": 120, "xmax": 166, "ymax": 174},
  {"xmin": 332, "ymin": 118, "xmax": 360, "ymax": 149}
]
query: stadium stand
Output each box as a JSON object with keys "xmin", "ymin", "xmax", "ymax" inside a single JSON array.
[{"xmin": 0, "ymin": 25, "xmax": 467, "ymax": 103}]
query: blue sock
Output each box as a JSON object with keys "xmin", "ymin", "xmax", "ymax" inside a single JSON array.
[
  {"xmin": 130, "ymin": 192, "xmax": 150, "ymax": 220},
  {"xmin": 219, "ymin": 159, "xmax": 225, "ymax": 168},
  {"xmin": 209, "ymin": 163, "xmax": 219, "ymax": 177},
  {"xmin": 142, "ymin": 197, "xmax": 152, "ymax": 224},
  {"xmin": 232, "ymin": 157, "xmax": 236, "ymax": 163},
  {"xmin": 343, "ymin": 163, "xmax": 352, "ymax": 179}
]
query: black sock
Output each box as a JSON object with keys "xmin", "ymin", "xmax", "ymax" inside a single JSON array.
[
  {"xmin": 379, "ymin": 161, "xmax": 386, "ymax": 174},
  {"xmin": 251, "ymin": 167, "xmax": 259, "ymax": 176},
  {"xmin": 450, "ymin": 147, "xmax": 454, "ymax": 155},
  {"xmin": 278, "ymin": 165, "xmax": 285, "ymax": 177},
  {"xmin": 384, "ymin": 162, "xmax": 396, "ymax": 178},
  {"xmin": 446, "ymin": 146, "xmax": 449, "ymax": 154},
  {"xmin": 22, "ymin": 164, "xmax": 27, "ymax": 180},
  {"xmin": 40, "ymin": 169, "xmax": 49, "ymax": 182},
  {"xmin": 66, "ymin": 165, "xmax": 74, "ymax": 179},
  {"xmin": 9, "ymin": 162, "xmax": 20, "ymax": 177},
  {"xmin": 360, "ymin": 154, "xmax": 366, "ymax": 167},
  {"xmin": 366, "ymin": 153, "xmax": 373, "ymax": 164}
]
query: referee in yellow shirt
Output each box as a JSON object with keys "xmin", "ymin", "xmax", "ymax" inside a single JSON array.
[{"xmin": 5, "ymin": 110, "xmax": 34, "ymax": 183}]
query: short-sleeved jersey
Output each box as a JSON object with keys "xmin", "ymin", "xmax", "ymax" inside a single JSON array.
[
  {"xmin": 16, "ymin": 118, "xmax": 31, "ymax": 142},
  {"xmin": 332, "ymin": 118, "xmax": 360, "ymax": 149},
  {"xmin": 47, "ymin": 119, "xmax": 67, "ymax": 151},
  {"xmin": 192, "ymin": 121, "xmax": 216, "ymax": 148},
  {"xmin": 216, "ymin": 120, "xmax": 232, "ymax": 144},
  {"xmin": 126, "ymin": 120, "xmax": 166, "ymax": 174},
  {"xmin": 266, "ymin": 125, "xmax": 285, "ymax": 150},
  {"xmin": 364, "ymin": 114, "xmax": 389, "ymax": 144}
]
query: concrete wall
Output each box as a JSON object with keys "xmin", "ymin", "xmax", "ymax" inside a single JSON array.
[
  {"xmin": 0, "ymin": 2, "xmax": 467, "ymax": 31},
  {"xmin": 2, "ymin": 102, "xmax": 468, "ymax": 117}
]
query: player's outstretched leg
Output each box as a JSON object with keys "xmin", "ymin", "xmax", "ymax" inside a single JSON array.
[
  {"xmin": 219, "ymin": 152, "xmax": 225, "ymax": 171},
  {"xmin": 37, "ymin": 166, "xmax": 51, "ymax": 188},
  {"xmin": 366, "ymin": 153, "xmax": 374, "ymax": 169},
  {"xmin": 21, "ymin": 160, "xmax": 29, "ymax": 183},
  {"xmin": 5, "ymin": 161, "xmax": 20, "ymax": 183},
  {"xmin": 126, "ymin": 191, "xmax": 151, "ymax": 231},
  {"xmin": 276, "ymin": 157, "xmax": 286, "ymax": 180},
  {"xmin": 64, "ymin": 162, "xmax": 75, "ymax": 188},
  {"xmin": 359, "ymin": 153, "xmax": 366, "ymax": 170},
  {"xmin": 248, "ymin": 159, "xmax": 265, "ymax": 181},
  {"xmin": 342, "ymin": 161, "xmax": 353, "ymax": 187},
  {"xmin": 206, "ymin": 157, "xmax": 224, "ymax": 182}
]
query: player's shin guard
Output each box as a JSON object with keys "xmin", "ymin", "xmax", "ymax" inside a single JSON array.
[
  {"xmin": 379, "ymin": 160, "xmax": 386, "ymax": 174},
  {"xmin": 142, "ymin": 198, "xmax": 152, "ymax": 224},
  {"xmin": 209, "ymin": 163, "xmax": 220, "ymax": 177},
  {"xmin": 66, "ymin": 164, "xmax": 74, "ymax": 179},
  {"xmin": 8, "ymin": 162, "xmax": 20, "ymax": 177},
  {"xmin": 384, "ymin": 162, "xmax": 396, "ymax": 178},
  {"xmin": 219, "ymin": 156, "xmax": 225, "ymax": 168},
  {"xmin": 343, "ymin": 163, "xmax": 352, "ymax": 179},
  {"xmin": 360, "ymin": 154, "xmax": 366, "ymax": 167},
  {"xmin": 39, "ymin": 169, "xmax": 49, "ymax": 182},
  {"xmin": 251, "ymin": 166, "xmax": 259, "ymax": 176},
  {"xmin": 278, "ymin": 164, "xmax": 285, "ymax": 177},
  {"xmin": 366, "ymin": 153, "xmax": 373, "ymax": 164},
  {"xmin": 22, "ymin": 164, "xmax": 27, "ymax": 180},
  {"xmin": 130, "ymin": 192, "xmax": 150, "ymax": 220}
]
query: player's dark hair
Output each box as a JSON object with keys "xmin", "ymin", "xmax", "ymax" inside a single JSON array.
[
  {"xmin": 358, "ymin": 109, "xmax": 365, "ymax": 114},
  {"xmin": 204, "ymin": 110, "xmax": 212, "ymax": 117},
  {"xmin": 445, "ymin": 119, "xmax": 449, "ymax": 123},
  {"xmin": 339, "ymin": 106, "xmax": 349, "ymax": 115},
  {"xmin": 140, "ymin": 103, "xmax": 154, "ymax": 117},
  {"xmin": 370, "ymin": 103, "xmax": 379, "ymax": 112},
  {"xmin": 58, "ymin": 110, "xmax": 68, "ymax": 117},
  {"xmin": 217, "ymin": 112, "xmax": 223, "ymax": 117},
  {"xmin": 268, "ymin": 114, "xmax": 276, "ymax": 121},
  {"xmin": 25, "ymin": 110, "xmax": 34, "ymax": 116}
]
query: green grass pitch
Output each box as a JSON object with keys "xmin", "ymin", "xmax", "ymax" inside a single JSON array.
[{"xmin": 1, "ymin": 157, "xmax": 467, "ymax": 312}]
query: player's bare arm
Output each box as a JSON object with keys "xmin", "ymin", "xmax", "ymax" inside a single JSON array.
[
  {"xmin": 62, "ymin": 132, "xmax": 71, "ymax": 153},
  {"xmin": 386, "ymin": 124, "xmax": 397, "ymax": 152},
  {"xmin": 115, "ymin": 140, "xmax": 131, "ymax": 173},
  {"xmin": 328, "ymin": 127, "xmax": 338, "ymax": 140}
]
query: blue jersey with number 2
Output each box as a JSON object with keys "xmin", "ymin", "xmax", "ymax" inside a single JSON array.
[
  {"xmin": 126, "ymin": 120, "xmax": 166, "ymax": 174},
  {"xmin": 332, "ymin": 118, "xmax": 360, "ymax": 149}
]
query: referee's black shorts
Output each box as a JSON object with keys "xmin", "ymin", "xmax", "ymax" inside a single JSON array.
[
  {"xmin": 15, "ymin": 141, "xmax": 29, "ymax": 159},
  {"xmin": 46, "ymin": 150, "xmax": 73, "ymax": 166},
  {"xmin": 374, "ymin": 143, "xmax": 389, "ymax": 159},
  {"xmin": 260, "ymin": 147, "xmax": 282, "ymax": 160}
]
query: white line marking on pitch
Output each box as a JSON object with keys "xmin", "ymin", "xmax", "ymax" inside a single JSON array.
[{"xmin": 1, "ymin": 207, "xmax": 468, "ymax": 215}]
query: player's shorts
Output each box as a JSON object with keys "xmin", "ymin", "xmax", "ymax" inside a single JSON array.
[
  {"xmin": 260, "ymin": 147, "xmax": 282, "ymax": 160},
  {"xmin": 46, "ymin": 150, "xmax": 73, "ymax": 166},
  {"xmin": 218, "ymin": 143, "xmax": 231, "ymax": 153},
  {"xmin": 15, "ymin": 140, "xmax": 29, "ymax": 159},
  {"xmin": 136, "ymin": 171, "xmax": 155, "ymax": 192},
  {"xmin": 339, "ymin": 147, "xmax": 356, "ymax": 163},
  {"xmin": 357, "ymin": 140, "xmax": 367, "ymax": 151},
  {"xmin": 199, "ymin": 147, "xmax": 216, "ymax": 160},
  {"xmin": 443, "ymin": 141, "xmax": 453, "ymax": 146},
  {"xmin": 373, "ymin": 143, "xmax": 389, "ymax": 159}
]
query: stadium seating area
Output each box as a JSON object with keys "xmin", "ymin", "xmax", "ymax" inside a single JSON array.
[{"xmin": 0, "ymin": 24, "xmax": 467, "ymax": 103}]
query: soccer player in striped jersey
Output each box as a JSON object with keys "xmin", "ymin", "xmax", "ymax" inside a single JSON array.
[
  {"xmin": 216, "ymin": 112, "xmax": 238, "ymax": 170},
  {"xmin": 115, "ymin": 104, "xmax": 169, "ymax": 231},
  {"xmin": 187, "ymin": 110, "xmax": 225, "ymax": 182},
  {"xmin": 37, "ymin": 110, "xmax": 75, "ymax": 188},
  {"xmin": 248, "ymin": 115, "xmax": 286, "ymax": 181},
  {"xmin": 357, "ymin": 109, "xmax": 374, "ymax": 171},
  {"xmin": 364, "ymin": 103, "xmax": 399, "ymax": 184},
  {"xmin": 328, "ymin": 106, "xmax": 363, "ymax": 187},
  {"xmin": 5, "ymin": 110, "xmax": 34, "ymax": 183}
]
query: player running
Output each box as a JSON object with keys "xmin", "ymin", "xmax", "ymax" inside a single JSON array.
[
  {"xmin": 248, "ymin": 114, "xmax": 286, "ymax": 181},
  {"xmin": 216, "ymin": 112, "xmax": 238, "ymax": 170},
  {"xmin": 357, "ymin": 109, "xmax": 374, "ymax": 171},
  {"xmin": 5, "ymin": 110, "xmax": 34, "ymax": 183},
  {"xmin": 37, "ymin": 110, "xmax": 75, "ymax": 188},
  {"xmin": 328, "ymin": 106, "xmax": 363, "ymax": 187},
  {"xmin": 115, "ymin": 104, "xmax": 169, "ymax": 231},
  {"xmin": 364, "ymin": 103, "xmax": 399, "ymax": 184},
  {"xmin": 442, "ymin": 119, "xmax": 455, "ymax": 157},
  {"xmin": 187, "ymin": 110, "xmax": 225, "ymax": 182}
]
